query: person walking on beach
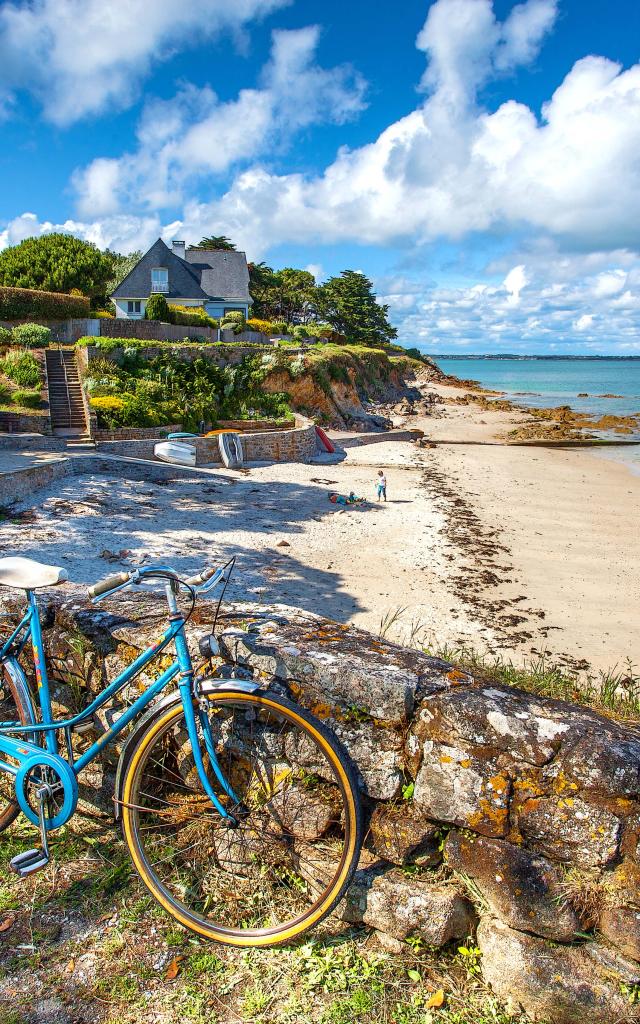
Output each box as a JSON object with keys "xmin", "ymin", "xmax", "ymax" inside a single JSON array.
[{"xmin": 376, "ymin": 470, "xmax": 387, "ymax": 502}]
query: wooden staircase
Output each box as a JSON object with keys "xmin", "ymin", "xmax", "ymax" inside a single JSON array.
[{"xmin": 45, "ymin": 348, "xmax": 90, "ymax": 437}]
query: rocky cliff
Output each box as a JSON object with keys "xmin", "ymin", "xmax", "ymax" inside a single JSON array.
[{"xmin": 260, "ymin": 345, "xmax": 444, "ymax": 429}]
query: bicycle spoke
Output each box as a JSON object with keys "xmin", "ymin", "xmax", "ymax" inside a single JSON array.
[{"xmin": 122, "ymin": 693, "xmax": 359, "ymax": 940}]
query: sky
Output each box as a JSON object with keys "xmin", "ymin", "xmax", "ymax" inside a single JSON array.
[{"xmin": 0, "ymin": 0, "xmax": 639, "ymax": 355}]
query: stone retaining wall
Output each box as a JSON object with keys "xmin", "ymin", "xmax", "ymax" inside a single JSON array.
[
  {"xmin": 0, "ymin": 453, "xmax": 213, "ymax": 506},
  {"xmin": 91, "ymin": 419, "xmax": 295, "ymax": 442},
  {"xmin": 95, "ymin": 418, "xmax": 317, "ymax": 464},
  {"xmin": 0, "ymin": 595, "xmax": 637, "ymax": 1022},
  {"xmin": 80, "ymin": 342, "xmax": 268, "ymax": 368},
  {"xmin": 0, "ymin": 411, "xmax": 51, "ymax": 434}
]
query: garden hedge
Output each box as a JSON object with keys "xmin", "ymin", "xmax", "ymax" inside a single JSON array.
[{"xmin": 0, "ymin": 286, "xmax": 90, "ymax": 321}]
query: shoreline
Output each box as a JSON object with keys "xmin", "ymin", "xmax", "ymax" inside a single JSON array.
[
  {"xmin": 422, "ymin": 359, "xmax": 640, "ymax": 443},
  {"xmin": 1, "ymin": 358, "xmax": 637, "ymax": 678}
]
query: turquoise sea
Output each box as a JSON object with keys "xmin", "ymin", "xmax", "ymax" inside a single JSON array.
[
  {"xmin": 431, "ymin": 357, "xmax": 640, "ymax": 419},
  {"xmin": 430, "ymin": 356, "xmax": 640, "ymax": 470}
]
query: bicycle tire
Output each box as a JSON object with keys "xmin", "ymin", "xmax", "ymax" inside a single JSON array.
[
  {"xmin": 120, "ymin": 689, "xmax": 363, "ymax": 947},
  {"xmin": 0, "ymin": 661, "xmax": 36, "ymax": 832}
]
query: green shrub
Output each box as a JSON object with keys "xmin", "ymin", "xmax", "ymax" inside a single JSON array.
[
  {"xmin": 11, "ymin": 323, "xmax": 51, "ymax": 348},
  {"xmin": 246, "ymin": 318, "xmax": 273, "ymax": 335},
  {"xmin": 168, "ymin": 304, "xmax": 217, "ymax": 329},
  {"xmin": 0, "ymin": 351, "xmax": 41, "ymax": 387},
  {"xmin": 271, "ymin": 321, "xmax": 289, "ymax": 335},
  {"xmin": 145, "ymin": 293, "xmax": 172, "ymax": 322},
  {"xmin": 221, "ymin": 310, "xmax": 244, "ymax": 324},
  {"xmin": 94, "ymin": 309, "xmax": 115, "ymax": 319},
  {"xmin": 11, "ymin": 389, "xmax": 42, "ymax": 408},
  {"xmin": 0, "ymin": 379, "xmax": 11, "ymax": 404},
  {"xmin": 0, "ymin": 287, "xmax": 90, "ymax": 320},
  {"xmin": 0, "ymin": 326, "xmax": 12, "ymax": 346}
]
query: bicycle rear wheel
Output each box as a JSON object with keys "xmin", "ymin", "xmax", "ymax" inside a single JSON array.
[
  {"xmin": 0, "ymin": 662, "xmax": 36, "ymax": 832},
  {"xmin": 121, "ymin": 688, "xmax": 362, "ymax": 947}
]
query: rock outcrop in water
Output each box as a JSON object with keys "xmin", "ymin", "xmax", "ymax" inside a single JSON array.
[{"xmin": 1, "ymin": 588, "xmax": 639, "ymax": 1023}]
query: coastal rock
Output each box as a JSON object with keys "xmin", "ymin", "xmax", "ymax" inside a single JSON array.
[
  {"xmin": 477, "ymin": 917, "xmax": 640, "ymax": 1024},
  {"xmin": 517, "ymin": 795, "xmax": 621, "ymax": 867},
  {"xmin": 362, "ymin": 871, "xmax": 475, "ymax": 945},
  {"xmin": 368, "ymin": 803, "xmax": 442, "ymax": 866},
  {"xmin": 411, "ymin": 740, "xmax": 511, "ymax": 837},
  {"xmin": 409, "ymin": 684, "xmax": 574, "ymax": 767},
  {"xmin": 328, "ymin": 718, "xmax": 404, "ymax": 800},
  {"xmin": 218, "ymin": 608, "xmax": 422, "ymax": 724},
  {"xmin": 560, "ymin": 733, "xmax": 640, "ymax": 798},
  {"xmin": 599, "ymin": 906, "xmax": 640, "ymax": 962},
  {"xmin": 445, "ymin": 831, "xmax": 583, "ymax": 940}
]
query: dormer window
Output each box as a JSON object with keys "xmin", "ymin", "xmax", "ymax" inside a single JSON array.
[{"xmin": 151, "ymin": 268, "xmax": 169, "ymax": 293}]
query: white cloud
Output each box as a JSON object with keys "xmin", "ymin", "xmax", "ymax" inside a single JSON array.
[
  {"xmin": 573, "ymin": 313, "xmax": 595, "ymax": 332},
  {"xmin": 72, "ymin": 27, "xmax": 367, "ymax": 217},
  {"xmin": 178, "ymin": 0, "xmax": 639, "ymax": 257},
  {"xmin": 0, "ymin": 210, "xmax": 165, "ymax": 254},
  {"xmin": 592, "ymin": 270, "xmax": 626, "ymax": 298},
  {"xmin": 382, "ymin": 249, "xmax": 640, "ymax": 353},
  {"xmin": 504, "ymin": 264, "xmax": 528, "ymax": 305},
  {"xmin": 304, "ymin": 263, "xmax": 324, "ymax": 283},
  {"xmin": 0, "ymin": 0, "xmax": 289, "ymax": 124}
]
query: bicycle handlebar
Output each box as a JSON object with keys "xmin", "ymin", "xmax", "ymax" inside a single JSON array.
[
  {"xmin": 88, "ymin": 563, "xmax": 226, "ymax": 602},
  {"xmin": 183, "ymin": 566, "xmax": 220, "ymax": 588},
  {"xmin": 88, "ymin": 572, "xmax": 131, "ymax": 599}
]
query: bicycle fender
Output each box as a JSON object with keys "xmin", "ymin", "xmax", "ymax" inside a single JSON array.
[
  {"xmin": 113, "ymin": 677, "xmax": 262, "ymax": 820},
  {"xmin": 1, "ymin": 657, "xmax": 37, "ymax": 731}
]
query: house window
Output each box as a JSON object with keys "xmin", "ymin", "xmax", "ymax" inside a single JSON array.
[
  {"xmin": 127, "ymin": 301, "xmax": 141, "ymax": 314},
  {"xmin": 151, "ymin": 268, "xmax": 169, "ymax": 293}
]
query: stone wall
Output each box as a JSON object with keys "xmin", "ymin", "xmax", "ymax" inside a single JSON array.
[
  {"xmin": 0, "ymin": 410, "xmax": 51, "ymax": 434},
  {"xmin": 0, "ymin": 595, "xmax": 637, "ymax": 1022},
  {"xmin": 80, "ymin": 342, "xmax": 268, "ymax": 368},
  {"xmin": 95, "ymin": 418, "xmax": 317, "ymax": 464},
  {"xmin": 91, "ymin": 419, "xmax": 295, "ymax": 442},
  {"xmin": 98, "ymin": 319, "xmax": 218, "ymax": 343},
  {"xmin": 0, "ymin": 456, "xmax": 69, "ymax": 505},
  {"xmin": 0, "ymin": 452, "xmax": 215, "ymax": 506}
]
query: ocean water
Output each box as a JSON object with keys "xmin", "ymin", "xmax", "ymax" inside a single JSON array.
[{"xmin": 431, "ymin": 357, "xmax": 640, "ymax": 418}]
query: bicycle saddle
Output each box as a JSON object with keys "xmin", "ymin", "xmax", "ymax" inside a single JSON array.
[{"xmin": 0, "ymin": 556, "xmax": 68, "ymax": 590}]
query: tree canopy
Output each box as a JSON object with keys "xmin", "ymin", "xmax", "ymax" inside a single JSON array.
[
  {"xmin": 248, "ymin": 265, "xmax": 317, "ymax": 323},
  {"xmin": 316, "ymin": 271, "xmax": 397, "ymax": 345},
  {"xmin": 106, "ymin": 249, "xmax": 142, "ymax": 295},
  {"xmin": 189, "ymin": 236, "xmax": 236, "ymax": 251},
  {"xmin": 0, "ymin": 233, "xmax": 114, "ymax": 300}
]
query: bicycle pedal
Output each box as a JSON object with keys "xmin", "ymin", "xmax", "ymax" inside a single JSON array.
[{"xmin": 9, "ymin": 848, "xmax": 49, "ymax": 878}]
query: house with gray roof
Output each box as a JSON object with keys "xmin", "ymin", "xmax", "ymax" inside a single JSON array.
[{"xmin": 111, "ymin": 238, "xmax": 252, "ymax": 320}]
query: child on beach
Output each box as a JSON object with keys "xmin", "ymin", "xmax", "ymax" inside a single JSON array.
[{"xmin": 376, "ymin": 470, "xmax": 387, "ymax": 502}]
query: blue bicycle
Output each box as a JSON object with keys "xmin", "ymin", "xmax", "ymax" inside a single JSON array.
[{"xmin": 0, "ymin": 556, "xmax": 362, "ymax": 947}]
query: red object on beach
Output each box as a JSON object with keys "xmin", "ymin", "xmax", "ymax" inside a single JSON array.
[{"xmin": 315, "ymin": 426, "xmax": 335, "ymax": 453}]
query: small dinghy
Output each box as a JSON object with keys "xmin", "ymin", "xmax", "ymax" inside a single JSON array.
[
  {"xmin": 218, "ymin": 432, "xmax": 244, "ymax": 469},
  {"xmin": 154, "ymin": 440, "xmax": 197, "ymax": 466}
]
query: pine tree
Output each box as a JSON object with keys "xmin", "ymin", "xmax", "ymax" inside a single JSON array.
[{"xmin": 316, "ymin": 271, "xmax": 397, "ymax": 345}]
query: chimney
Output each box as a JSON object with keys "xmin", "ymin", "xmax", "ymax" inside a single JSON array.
[{"xmin": 172, "ymin": 240, "xmax": 186, "ymax": 259}]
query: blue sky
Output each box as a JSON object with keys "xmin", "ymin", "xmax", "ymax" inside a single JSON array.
[{"xmin": 1, "ymin": 0, "xmax": 639, "ymax": 354}]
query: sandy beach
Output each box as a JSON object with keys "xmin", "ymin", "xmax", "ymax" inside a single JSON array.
[{"xmin": 2, "ymin": 374, "xmax": 638, "ymax": 676}]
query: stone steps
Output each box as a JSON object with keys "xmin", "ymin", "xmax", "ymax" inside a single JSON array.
[{"xmin": 45, "ymin": 349, "xmax": 88, "ymax": 435}]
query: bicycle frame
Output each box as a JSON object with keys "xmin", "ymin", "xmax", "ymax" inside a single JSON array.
[{"xmin": 0, "ymin": 583, "xmax": 237, "ymax": 824}]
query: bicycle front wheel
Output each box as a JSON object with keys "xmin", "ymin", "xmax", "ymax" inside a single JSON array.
[{"xmin": 121, "ymin": 689, "xmax": 362, "ymax": 947}]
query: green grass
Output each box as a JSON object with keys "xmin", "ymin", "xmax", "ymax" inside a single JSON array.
[
  {"xmin": 424, "ymin": 643, "xmax": 640, "ymax": 722},
  {"xmin": 0, "ymin": 816, "xmax": 539, "ymax": 1024}
]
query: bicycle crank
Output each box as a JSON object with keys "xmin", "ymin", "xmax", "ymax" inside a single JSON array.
[{"xmin": 15, "ymin": 751, "xmax": 78, "ymax": 830}]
